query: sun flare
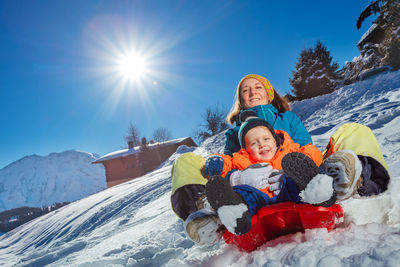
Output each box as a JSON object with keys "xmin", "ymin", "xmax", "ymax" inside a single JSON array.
[{"xmin": 117, "ymin": 52, "xmax": 148, "ymax": 81}]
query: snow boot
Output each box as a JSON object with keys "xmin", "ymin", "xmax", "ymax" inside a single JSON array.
[
  {"xmin": 282, "ymin": 152, "xmax": 337, "ymax": 207},
  {"xmin": 320, "ymin": 150, "xmax": 363, "ymax": 200},
  {"xmin": 184, "ymin": 207, "xmax": 224, "ymax": 246},
  {"xmin": 205, "ymin": 175, "xmax": 252, "ymax": 235},
  {"xmin": 195, "ymin": 194, "xmax": 211, "ymax": 211}
]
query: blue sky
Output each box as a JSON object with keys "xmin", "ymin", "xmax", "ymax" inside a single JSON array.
[{"xmin": 0, "ymin": 0, "xmax": 376, "ymax": 168}]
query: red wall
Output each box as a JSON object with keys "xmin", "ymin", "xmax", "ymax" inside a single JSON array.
[
  {"xmin": 104, "ymin": 154, "xmax": 142, "ymax": 187},
  {"xmin": 103, "ymin": 138, "xmax": 197, "ymax": 187}
]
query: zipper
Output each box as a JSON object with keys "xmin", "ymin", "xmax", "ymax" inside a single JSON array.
[{"xmin": 259, "ymin": 106, "xmax": 277, "ymax": 127}]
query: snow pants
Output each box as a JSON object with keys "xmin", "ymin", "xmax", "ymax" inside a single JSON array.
[
  {"xmin": 171, "ymin": 152, "xmax": 207, "ymax": 220},
  {"xmin": 233, "ymin": 176, "xmax": 301, "ymax": 217}
]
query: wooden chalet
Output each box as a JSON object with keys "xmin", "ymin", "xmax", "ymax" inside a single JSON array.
[
  {"xmin": 357, "ymin": 23, "xmax": 385, "ymax": 51},
  {"xmin": 93, "ymin": 137, "xmax": 197, "ymax": 188}
]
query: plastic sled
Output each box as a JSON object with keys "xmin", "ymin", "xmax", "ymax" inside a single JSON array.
[{"xmin": 223, "ymin": 202, "xmax": 343, "ymax": 252}]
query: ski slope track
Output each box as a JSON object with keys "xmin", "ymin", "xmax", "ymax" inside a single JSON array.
[{"xmin": 1, "ymin": 71, "xmax": 400, "ymax": 266}]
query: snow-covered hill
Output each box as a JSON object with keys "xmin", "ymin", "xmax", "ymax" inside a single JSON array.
[
  {"xmin": 0, "ymin": 150, "xmax": 106, "ymax": 212},
  {"xmin": 292, "ymin": 70, "xmax": 400, "ymax": 176},
  {"xmin": 0, "ymin": 71, "xmax": 399, "ymax": 266}
]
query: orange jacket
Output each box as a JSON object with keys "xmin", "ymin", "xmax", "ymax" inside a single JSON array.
[{"xmin": 215, "ymin": 130, "xmax": 323, "ymax": 196}]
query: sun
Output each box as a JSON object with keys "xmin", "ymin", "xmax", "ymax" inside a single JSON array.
[{"xmin": 117, "ymin": 52, "xmax": 148, "ymax": 82}]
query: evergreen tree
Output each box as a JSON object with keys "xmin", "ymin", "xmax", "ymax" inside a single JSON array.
[
  {"xmin": 290, "ymin": 41, "xmax": 340, "ymax": 100},
  {"xmin": 356, "ymin": 0, "xmax": 382, "ymax": 29}
]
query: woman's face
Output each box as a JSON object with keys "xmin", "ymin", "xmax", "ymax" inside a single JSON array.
[{"xmin": 239, "ymin": 78, "xmax": 269, "ymax": 108}]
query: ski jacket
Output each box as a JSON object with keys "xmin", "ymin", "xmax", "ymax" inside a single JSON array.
[
  {"xmin": 219, "ymin": 130, "xmax": 322, "ymax": 176},
  {"xmin": 224, "ymin": 104, "xmax": 312, "ymax": 156}
]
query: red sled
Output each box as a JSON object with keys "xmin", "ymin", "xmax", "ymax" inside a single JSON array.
[{"xmin": 223, "ymin": 202, "xmax": 344, "ymax": 252}]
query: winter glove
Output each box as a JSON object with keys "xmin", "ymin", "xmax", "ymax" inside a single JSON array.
[
  {"xmin": 229, "ymin": 163, "xmax": 274, "ymax": 189},
  {"xmin": 267, "ymin": 171, "xmax": 284, "ymax": 196},
  {"xmin": 203, "ymin": 155, "xmax": 225, "ymax": 177}
]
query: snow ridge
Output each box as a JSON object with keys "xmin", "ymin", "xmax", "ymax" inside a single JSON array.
[{"xmin": 0, "ymin": 150, "xmax": 106, "ymax": 212}]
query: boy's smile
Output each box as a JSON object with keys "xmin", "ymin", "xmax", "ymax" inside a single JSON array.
[{"xmin": 244, "ymin": 126, "xmax": 277, "ymax": 161}]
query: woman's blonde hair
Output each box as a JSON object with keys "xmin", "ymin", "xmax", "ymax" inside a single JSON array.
[{"xmin": 226, "ymin": 74, "xmax": 291, "ymax": 125}]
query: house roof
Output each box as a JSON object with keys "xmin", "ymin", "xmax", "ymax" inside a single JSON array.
[
  {"xmin": 93, "ymin": 137, "xmax": 193, "ymax": 163},
  {"xmin": 357, "ymin": 23, "xmax": 379, "ymax": 48}
]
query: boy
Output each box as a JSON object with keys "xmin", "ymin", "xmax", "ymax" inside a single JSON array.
[
  {"xmin": 185, "ymin": 110, "xmax": 336, "ymax": 244},
  {"xmin": 202, "ymin": 111, "xmax": 336, "ymax": 235}
]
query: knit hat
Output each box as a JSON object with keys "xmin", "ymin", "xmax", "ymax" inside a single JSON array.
[
  {"xmin": 237, "ymin": 74, "xmax": 275, "ymax": 103},
  {"xmin": 238, "ymin": 110, "xmax": 281, "ymax": 148}
]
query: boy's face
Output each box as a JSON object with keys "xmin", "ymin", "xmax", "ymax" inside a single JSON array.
[{"xmin": 244, "ymin": 126, "xmax": 277, "ymax": 161}]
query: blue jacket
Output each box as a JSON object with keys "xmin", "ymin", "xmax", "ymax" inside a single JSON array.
[{"xmin": 224, "ymin": 104, "xmax": 312, "ymax": 155}]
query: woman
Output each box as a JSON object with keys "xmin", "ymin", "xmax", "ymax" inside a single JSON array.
[
  {"xmin": 171, "ymin": 74, "xmax": 312, "ymax": 245},
  {"xmin": 224, "ymin": 74, "xmax": 312, "ymax": 155}
]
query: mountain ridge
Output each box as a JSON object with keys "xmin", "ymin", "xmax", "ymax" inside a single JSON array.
[{"xmin": 0, "ymin": 150, "xmax": 106, "ymax": 212}]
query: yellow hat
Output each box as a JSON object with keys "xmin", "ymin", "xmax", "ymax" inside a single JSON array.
[{"xmin": 237, "ymin": 74, "xmax": 274, "ymax": 103}]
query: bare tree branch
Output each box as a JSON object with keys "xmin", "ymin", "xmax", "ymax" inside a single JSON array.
[
  {"xmin": 124, "ymin": 123, "xmax": 141, "ymax": 147},
  {"xmin": 196, "ymin": 104, "xmax": 228, "ymax": 142},
  {"xmin": 152, "ymin": 127, "xmax": 172, "ymax": 143}
]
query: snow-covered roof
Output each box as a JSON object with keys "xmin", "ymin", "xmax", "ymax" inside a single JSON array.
[
  {"xmin": 93, "ymin": 137, "xmax": 193, "ymax": 163},
  {"xmin": 357, "ymin": 23, "xmax": 379, "ymax": 47}
]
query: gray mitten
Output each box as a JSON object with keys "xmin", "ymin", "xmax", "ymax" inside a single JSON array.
[{"xmin": 229, "ymin": 163, "xmax": 274, "ymax": 189}]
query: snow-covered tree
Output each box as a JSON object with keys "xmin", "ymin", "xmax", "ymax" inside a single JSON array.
[
  {"xmin": 290, "ymin": 41, "xmax": 340, "ymax": 100},
  {"xmin": 342, "ymin": 43, "xmax": 383, "ymax": 85}
]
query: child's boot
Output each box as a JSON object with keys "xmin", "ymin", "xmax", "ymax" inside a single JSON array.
[
  {"xmin": 205, "ymin": 175, "xmax": 252, "ymax": 235},
  {"xmin": 320, "ymin": 150, "xmax": 363, "ymax": 200},
  {"xmin": 184, "ymin": 206, "xmax": 224, "ymax": 246},
  {"xmin": 282, "ymin": 152, "xmax": 337, "ymax": 207}
]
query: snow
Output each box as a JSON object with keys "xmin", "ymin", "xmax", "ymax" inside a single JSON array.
[
  {"xmin": 218, "ymin": 204, "xmax": 248, "ymax": 234},
  {"xmin": 300, "ymin": 174, "xmax": 334, "ymax": 204},
  {"xmin": 0, "ymin": 70, "xmax": 400, "ymax": 266},
  {"xmin": 0, "ymin": 150, "xmax": 106, "ymax": 212}
]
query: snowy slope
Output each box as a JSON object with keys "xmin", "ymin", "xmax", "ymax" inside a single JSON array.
[
  {"xmin": 0, "ymin": 71, "xmax": 400, "ymax": 266},
  {"xmin": 292, "ymin": 70, "xmax": 400, "ymax": 176},
  {"xmin": 0, "ymin": 150, "xmax": 106, "ymax": 212}
]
